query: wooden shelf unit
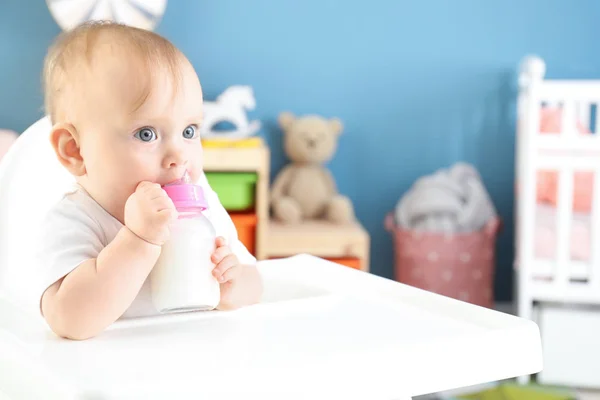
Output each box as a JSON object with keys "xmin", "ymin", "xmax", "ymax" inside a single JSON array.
[{"xmin": 203, "ymin": 140, "xmax": 370, "ymax": 273}]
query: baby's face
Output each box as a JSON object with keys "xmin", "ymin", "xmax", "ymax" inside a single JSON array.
[{"xmin": 74, "ymin": 58, "xmax": 204, "ymax": 223}]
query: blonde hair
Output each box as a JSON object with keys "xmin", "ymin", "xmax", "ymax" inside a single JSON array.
[{"xmin": 43, "ymin": 21, "xmax": 184, "ymax": 123}]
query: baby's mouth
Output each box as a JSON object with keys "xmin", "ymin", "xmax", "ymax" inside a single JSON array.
[{"xmin": 163, "ymin": 170, "xmax": 191, "ymax": 186}]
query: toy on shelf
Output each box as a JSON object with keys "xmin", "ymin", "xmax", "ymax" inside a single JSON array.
[
  {"xmin": 264, "ymin": 112, "xmax": 368, "ymax": 271},
  {"xmin": 200, "ymin": 85, "xmax": 261, "ymax": 141},
  {"xmin": 270, "ymin": 112, "xmax": 355, "ymax": 225}
]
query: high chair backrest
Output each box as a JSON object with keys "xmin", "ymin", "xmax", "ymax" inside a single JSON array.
[{"xmin": 0, "ymin": 117, "xmax": 75, "ymax": 306}]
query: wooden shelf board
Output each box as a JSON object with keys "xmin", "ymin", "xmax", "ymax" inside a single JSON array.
[
  {"xmin": 203, "ymin": 146, "xmax": 269, "ymax": 172},
  {"xmin": 265, "ymin": 220, "xmax": 370, "ymax": 270}
]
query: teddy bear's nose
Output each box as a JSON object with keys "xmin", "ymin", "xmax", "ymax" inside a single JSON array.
[{"xmin": 306, "ymin": 138, "xmax": 316, "ymax": 148}]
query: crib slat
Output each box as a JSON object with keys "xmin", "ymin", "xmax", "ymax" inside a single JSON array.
[
  {"xmin": 518, "ymin": 93, "xmax": 540, "ymax": 279},
  {"xmin": 556, "ymin": 168, "xmax": 574, "ymax": 285},
  {"xmin": 595, "ymin": 104, "xmax": 600, "ymax": 135},
  {"xmin": 577, "ymin": 102, "xmax": 591, "ymax": 131},
  {"xmin": 561, "ymin": 101, "xmax": 576, "ymax": 137}
]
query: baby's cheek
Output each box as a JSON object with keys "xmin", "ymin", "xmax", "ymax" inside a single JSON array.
[
  {"xmin": 188, "ymin": 160, "xmax": 204, "ymax": 183},
  {"xmin": 127, "ymin": 153, "xmax": 161, "ymax": 182}
]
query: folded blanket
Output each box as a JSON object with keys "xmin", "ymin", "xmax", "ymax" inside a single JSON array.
[{"xmin": 395, "ymin": 162, "xmax": 497, "ymax": 233}]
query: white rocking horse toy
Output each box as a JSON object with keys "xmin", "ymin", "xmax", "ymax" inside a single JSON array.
[{"xmin": 200, "ymin": 85, "xmax": 262, "ymax": 139}]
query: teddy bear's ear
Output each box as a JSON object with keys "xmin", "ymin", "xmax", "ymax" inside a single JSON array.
[
  {"xmin": 329, "ymin": 118, "xmax": 343, "ymax": 135},
  {"xmin": 278, "ymin": 112, "xmax": 296, "ymax": 131}
]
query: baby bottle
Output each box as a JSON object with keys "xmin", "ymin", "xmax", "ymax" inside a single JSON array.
[{"xmin": 150, "ymin": 171, "xmax": 220, "ymax": 313}]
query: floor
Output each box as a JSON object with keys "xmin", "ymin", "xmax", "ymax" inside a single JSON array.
[
  {"xmin": 579, "ymin": 391, "xmax": 600, "ymax": 400},
  {"xmin": 414, "ymin": 302, "xmax": 600, "ymax": 400}
]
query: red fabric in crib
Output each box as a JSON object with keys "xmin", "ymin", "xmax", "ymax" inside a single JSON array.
[{"xmin": 536, "ymin": 107, "xmax": 593, "ymax": 213}]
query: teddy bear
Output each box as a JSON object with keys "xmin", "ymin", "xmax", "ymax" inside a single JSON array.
[{"xmin": 270, "ymin": 112, "xmax": 355, "ymax": 224}]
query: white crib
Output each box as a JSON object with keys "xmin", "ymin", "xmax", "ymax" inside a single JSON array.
[{"xmin": 516, "ymin": 55, "xmax": 600, "ymax": 388}]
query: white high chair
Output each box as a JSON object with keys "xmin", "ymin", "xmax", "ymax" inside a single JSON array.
[{"xmin": 0, "ymin": 118, "xmax": 543, "ymax": 400}]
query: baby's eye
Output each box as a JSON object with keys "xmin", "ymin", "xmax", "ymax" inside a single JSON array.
[
  {"xmin": 134, "ymin": 127, "xmax": 157, "ymax": 142},
  {"xmin": 183, "ymin": 125, "xmax": 198, "ymax": 139}
]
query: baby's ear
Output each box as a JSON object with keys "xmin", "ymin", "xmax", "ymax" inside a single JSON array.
[
  {"xmin": 278, "ymin": 112, "xmax": 296, "ymax": 131},
  {"xmin": 329, "ymin": 117, "xmax": 343, "ymax": 136},
  {"xmin": 49, "ymin": 123, "xmax": 86, "ymax": 176}
]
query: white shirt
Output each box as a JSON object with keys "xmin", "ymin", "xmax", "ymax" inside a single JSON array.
[{"xmin": 33, "ymin": 174, "xmax": 256, "ymax": 319}]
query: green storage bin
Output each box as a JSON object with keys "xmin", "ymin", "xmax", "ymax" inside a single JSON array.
[
  {"xmin": 448, "ymin": 383, "xmax": 575, "ymax": 400},
  {"xmin": 205, "ymin": 172, "xmax": 257, "ymax": 211}
]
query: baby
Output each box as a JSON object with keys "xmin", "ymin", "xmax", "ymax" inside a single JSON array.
[{"xmin": 35, "ymin": 21, "xmax": 263, "ymax": 340}]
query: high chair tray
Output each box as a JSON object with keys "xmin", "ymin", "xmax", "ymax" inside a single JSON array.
[{"xmin": 0, "ymin": 254, "xmax": 542, "ymax": 400}]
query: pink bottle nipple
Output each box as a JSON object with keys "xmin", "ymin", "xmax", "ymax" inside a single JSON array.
[
  {"xmin": 164, "ymin": 170, "xmax": 192, "ymax": 187},
  {"xmin": 180, "ymin": 170, "xmax": 192, "ymax": 184}
]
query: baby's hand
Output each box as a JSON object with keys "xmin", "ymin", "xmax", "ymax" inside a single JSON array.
[
  {"xmin": 211, "ymin": 237, "xmax": 242, "ymax": 284},
  {"xmin": 124, "ymin": 181, "xmax": 177, "ymax": 246},
  {"xmin": 211, "ymin": 237, "xmax": 246, "ymax": 310}
]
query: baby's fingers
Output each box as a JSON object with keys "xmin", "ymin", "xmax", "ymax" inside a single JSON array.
[
  {"xmin": 215, "ymin": 236, "xmax": 227, "ymax": 247},
  {"xmin": 157, "ymin": 208, "xmax": 177, "ymax": 223},
  {"xmin": 219, "ymin": 263, "xmax": 243, "ymax": 283},
  {"xmin": 211, "ymin": 243, "xmax": 232, "ymax": 264},
  {"xmin": 213, "ymin": 254, "xmax": 239, "ymax": 282},
  {"xmin": 148, "ymin": 187, "xmax": 170, "ymax": 201},
  {"xmin": 137, "ymin": 181, "xmax": 161, "ymax": 193},
  {"xmin": 152, "ymin": 196, "xmax": 175, "ymax": 212}
]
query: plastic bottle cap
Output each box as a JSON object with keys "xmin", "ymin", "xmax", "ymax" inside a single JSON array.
[{"xmin": 162, "ymin": 171, "xmax": 208, "ymax": 212}]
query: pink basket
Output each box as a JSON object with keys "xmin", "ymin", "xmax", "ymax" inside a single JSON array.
[{"xmin": 385, "ymin": 213, "xmax": 501, "ymax": 308}]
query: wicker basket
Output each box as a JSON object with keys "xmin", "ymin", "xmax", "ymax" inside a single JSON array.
[{"xmin": 385, "ymin": 213, "xmax": 501, "ymax": 308}]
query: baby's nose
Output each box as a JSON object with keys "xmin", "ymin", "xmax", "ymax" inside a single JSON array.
[
  {"xmin": 169, "ymin": 159, "xmax": 187, "ymax": 168},
  {"xmin": 164, "ymin": 152, "xmax": 187, "ymax": 169}
]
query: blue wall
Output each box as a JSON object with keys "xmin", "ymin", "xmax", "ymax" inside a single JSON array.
[{"xmin": 2, "ymin": 0, "xmax": 600, "ymax": 300}]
